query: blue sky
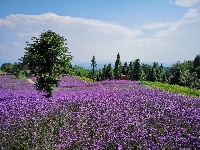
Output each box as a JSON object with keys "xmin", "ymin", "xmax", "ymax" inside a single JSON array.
[{"xmin": 0, "ymin": 0, "xmax": 200, "ymax": 65}]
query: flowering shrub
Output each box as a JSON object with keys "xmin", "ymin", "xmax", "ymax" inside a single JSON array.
[{"xmin": 0, "ymin": 75, "xmax": 200, "ymax": 149}]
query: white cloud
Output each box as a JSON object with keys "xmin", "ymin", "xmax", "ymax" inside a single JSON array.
[
  {"xmin": 0, "ymin": 13, "xmax": 143, "ymax": 62},
  {"xmin": 140, "ymin": 21, "xmax": 174, "ymax": 30},
  {"xmin": 0, "ymin": 12, "xmax": 199, "ymax": 64},
  {"xmin": 18, "ymin": 31, "xmax": 40, "ymax": 38},
  {"xmin": 183, "ymin": 8, "xmax": 200, "ymax": 19},
  {"xmin": 5, "ymin": 13, "xmax": 143, "ymax": 39},
  {"xmin": 173, "ymin": 0, "xmax": 200, "ymax": 7},
  {"xmin": 0, "ymin": 19, "xmax": 15, "ymax": 27},
  {"xmin": 154, "ymin": 8, "xmax": 200, "ymax": 37}
]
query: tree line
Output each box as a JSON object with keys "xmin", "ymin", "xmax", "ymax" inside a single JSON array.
[
  {"xmin": 90, "ymin": 53, "xmax": 200, "ymax": 90},
  {"xmin": 0, "ymin": 30, "xmax": 200, "ymax": 97},
  {"xmin": 1, "ymin": 49, "xmax": 200, "ymax": 91}
]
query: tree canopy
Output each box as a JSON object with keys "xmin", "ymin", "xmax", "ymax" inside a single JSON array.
[{"xmin": 21, "ymin": 30, "xmax": 73, "ymax": 97}]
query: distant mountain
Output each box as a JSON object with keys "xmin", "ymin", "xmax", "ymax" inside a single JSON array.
[
  {"xmin": 0, "ymin": 59, "xmax": 172, "ymax": 69},
  {"xmin": 72, "ymin": 61, "xmax": 108, "ymax": 69},
  {"xmin": 72, "ymin": 60, "xmax": 173, "ymax": 70}
]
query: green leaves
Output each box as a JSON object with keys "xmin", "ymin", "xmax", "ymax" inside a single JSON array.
[{"xmin": 21, "ymin": 30, "xmax": 73, "ymax": 97}]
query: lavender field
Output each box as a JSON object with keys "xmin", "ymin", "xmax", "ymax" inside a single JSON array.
[{"xmin": 0, "ymin": 75, "xmax": 200, "ymax": 149}]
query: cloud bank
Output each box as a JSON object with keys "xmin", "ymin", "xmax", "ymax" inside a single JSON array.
[
  {"xmin": 0, "ymin": 10, "xmax": 200, "ymax": 64},
  {"xmin": 173, "ymin": 0, "xmax": 200, "ymax": 7}
]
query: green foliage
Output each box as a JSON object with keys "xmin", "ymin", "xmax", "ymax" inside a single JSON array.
[
  {"xmin": 75, "ymin": 76, "xmax": 93, "ymax": 82},
  {"xmin": 106, "ymin": 63, "xmax": 113, "ymax": 80},
  {"xmin": 114, "ymin": 53, "xmax": 122, "ymax": 79},
  {"xmin": 94, "ymin": 53, "xmax": 200, "ymax": 91},
  {"xmin": 15, "ymin": 70, "xmax": 26, "ymax": 79},
  {"xmin": 193, "ymin": 54, "xmax": 200, "ymax": 72},
  {"xmin": 99, "ymin": 63, "xmax": 113, "ymax": 80},
  {"xmin": 142, "ymin": 81, "xmax": 200, "ymax": 98},
  {"xmin": 121, "ymin": 62, "xmax": 128, "ymax": 75},
  {"xmin": 127, "ymin": 61, "xmax": 134, "ymax": 80},
  {"xmin": 132, "ymin": 59, "xmax": 141, "ymax": 81},
  {"xmin": 20, "ymin": 30, "xmax": 73, "ymax": 97},
  {"xmin": 180, "ymin": 70, "xmax": 200, "ymax": 89},
  {"xmin": 91, "ymin": 55, "xmax": 97, "ymax": 82},
  {"xmin": 195, "ymin": 66, "xmax": 200, "ymax": 79},
  {"xmin": 170, "ymin": 67, "xmax": 182, "ymax": 85},
  {"xmin": 167, "ymin": 57, "xmax": 200, "ymax": 89},
  {"xmin": 0, "ymin": 63, "xmax": 13, "ymax": 73},
  {"xmin": 70, "ymin": 66, "xmax": 90, "ymax": 77},
  {"xmin": 100, "ymin": 65, "xmax": 107, "ymax": 80}
]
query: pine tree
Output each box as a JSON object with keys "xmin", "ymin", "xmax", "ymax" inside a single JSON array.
[
  {"xmin": 106, "ymin": 63, "xmax": 113, "ymax": 80},
  {"xmin": 133, "ymin": 59, "xmax": 141, "ymax": 81},
  {"xmin": 114, "ymin": 53, "xmax": 122, "ymax": 79},
  {"xmin": 127, "ymin": 61, "xmax": 133, "ymax": 80},
  {"xmin": 121, "ymin": 62, "xmax": 128, "ymax": 75},
  {"xmin": 91, "ymin": 55, "xmax": 97, "ymax": 82}
]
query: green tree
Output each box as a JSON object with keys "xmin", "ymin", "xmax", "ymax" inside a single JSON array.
[
  {"xmin": 114, "ymin": 53, "xmax": 122, "ymax": 79},
  {"xmin": 12, "ymin": 62, "xmax": 27, "ymax": 79},
  {"xmin": 71, "ymin": 66, "xmax": 90, "ymax": 77},
  {"xmin": 133, "ymin": 59, "xmax": 141, "ymax": 81},
  {"xmin": 153, "ymin": 62, "xmax": 161, "ymax": 81},
  {"xmin": 141, "ymin": 63, "xmax": 151, "ymax": 81},
  {"xmin": 1, "ymin": 63, "xmax": 13, "ymax": 73},
  {"xmin": 21, "ymin": 30, "xmax": 73, "ymax": 97},
  {"xmin": 91, "ymin": 55, "xmax": 97, "ymax": 82},
  {"xmin": 180, "ymin": 70, "xmax": 200, "ymax": 89},
  {"xmin": 193, "ymin": 54, "xmax": 200, "ymax": 72},
  {"xmin": 159, "ymin": 63, "xmax": 167, "ymax": 83},
  {"xmin": 106, "ymin": 63, "xmax": 113, "ymax": 80},
  {"xmin": 96, "ymin": 69, "xmax": 102, "ymax": 81},
  {"xmin": 195, "ymin": 66, "xmax": 200, "ymax": 79},
  {"xmin": 101, "ymin": 64, "xmax": 107, "ymax": 80},
  {"xmin": 121, "ymin": 62, "xmax": 128, "ymax": 75},
  {"xmin": 127, "ymin": 61, "xmax": 134, "ymax": 80},
  {"xmin": 170, "ymin": 67, "xmax": 182, "ymax": 85}
]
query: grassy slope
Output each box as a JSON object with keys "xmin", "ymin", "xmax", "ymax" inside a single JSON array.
[
  {"xmin": 141, "ymin": 81, "xmax": 200, "ymax": 98},
  {"xmin": 74, "ymin": 76, "xmax": 93, "ymax": 82}
]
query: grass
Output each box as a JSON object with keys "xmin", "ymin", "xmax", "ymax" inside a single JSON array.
[
  {"xmin": 75, "ymin": 76, "xmax": 93, "ymax": 82},
  {"xmin": 0, "ymin": 70, "xmax": 6, "ymax": 74},
  {"xmin": 141, "ymin": 81, "xmax": 200, "ymax": 98}
]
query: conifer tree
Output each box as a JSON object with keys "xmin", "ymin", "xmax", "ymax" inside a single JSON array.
[
  {"xmin": 106, "ymin": 63, "xmax": 113, "ymax": 80},
  {"xmin": 114, "ymin": 53, "xmax": 122, "ymax": 79},
  {"xmin": 91, "ymin": 55, "xmax": 97, "ymax": 82},
  {"xmin": 133, "ymin": 59, "xmax": 141, "ymax": 81}
]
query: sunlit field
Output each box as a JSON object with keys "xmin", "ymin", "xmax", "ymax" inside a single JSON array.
[{"xmin": 0, "ymin": 75, "xmax": 200, "ymax": 149}]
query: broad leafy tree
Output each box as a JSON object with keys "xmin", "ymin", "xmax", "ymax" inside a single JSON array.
[
  {"xmin": 21, "ymin": 30, "xmax": 73, "ymax": 97},
  {"xmin": 1, "ymin": 63, "xmax": 13, "ymax": 73}
]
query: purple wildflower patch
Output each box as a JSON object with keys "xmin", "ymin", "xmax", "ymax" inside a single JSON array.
[{"xmin": 0, "ymin": 75, "xmax": 199, "ymax": 149}]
